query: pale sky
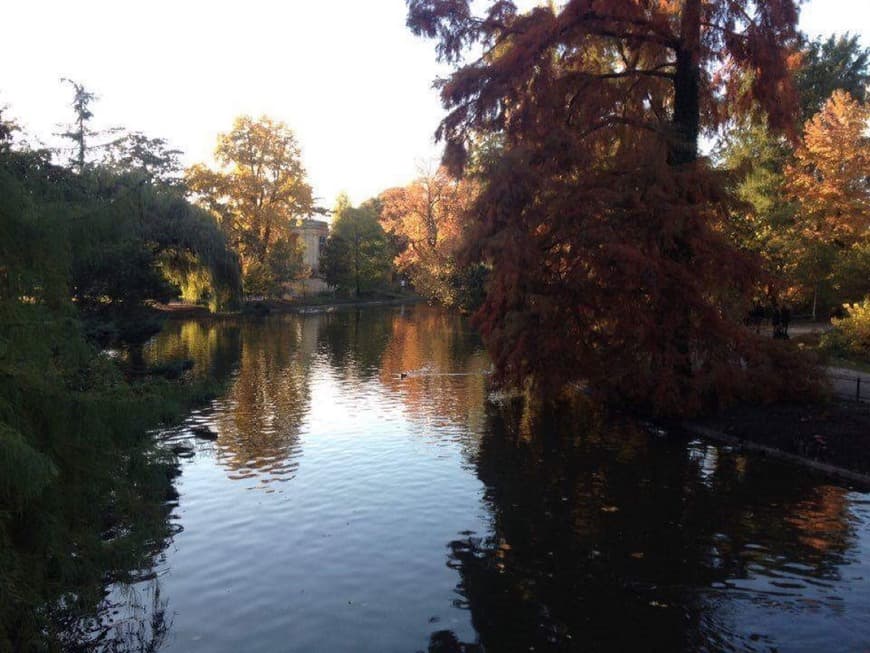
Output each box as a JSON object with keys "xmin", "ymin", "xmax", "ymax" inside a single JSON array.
[{"xmin": 1, "ymin": 0, "xmax": 867, "ymax": 209}]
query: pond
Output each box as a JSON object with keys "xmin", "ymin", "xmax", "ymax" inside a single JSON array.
[{"xmin": 104, "ymin": 305, "xmax": 869, "ymax": 652}]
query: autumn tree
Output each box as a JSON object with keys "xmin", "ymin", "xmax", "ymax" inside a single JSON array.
[
  {"xmin": 408, "ymin": 0, "xmax": 817, "ymax": 415},
  {"xmin": 784, "ymin": 90, "xmax": 870, "ymax": 313},
  {"xmin": 321, "ymin": 195, "xmax": 392, "ymax": 296},
  {"xmin": 719, "ymin": 34, "xmax": 870, "ymax": 313},
  {"xmin": 187, "ymin": 115, "xmax": 313, "ymax": 295},
  {"xmin": 380, "ymin": 166, "xmax": 482, "ymax": 308},
  {"xmin": 787, "ymin": 90, "xmax": 870, "ymax": 246}
]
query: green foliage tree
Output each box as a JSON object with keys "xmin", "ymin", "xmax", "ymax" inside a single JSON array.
[
  {"xmin": 0, "ymin": 104, "xmax": 18, "ymax": 154},
  {"xmin": 718, "ymin": 123, "xmax": 803, "ymax": 297},
  {"xmin": 0, "ymin": 90, "xmax": 243, "ymax": 649},
  {"xmin": 3, "ymin": 145, "xmax": 240, "ymax": 345},
  {"xmin": 321, "ymin": 195, "xmax": 392, "ymax": 296},
  {"xmin": 187, "ymin": 115, "xmax": 313, "ymax": 296},
  {"xmin": 101, "ymin": 131, "xmax": 185, "ymax": 186},
  {"xmin": 795, "ymin": 33, "xmax": 870, "ymax": 121},
  {"xmin": 0, "ymin": 148, "xmax": 207, "ymax": 650}
]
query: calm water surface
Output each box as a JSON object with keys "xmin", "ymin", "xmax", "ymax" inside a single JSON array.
[{"xmin": 111, "ymin": 305, "xmax": 869, "ymax": 652}]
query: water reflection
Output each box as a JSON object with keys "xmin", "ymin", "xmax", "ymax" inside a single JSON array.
[
  {"xmin": 144, "ymin": 319, "xmax": 241, "ymax": 384},
  {"xmin": 212, "ymin": 318, "xmax": 315, "ymax": 483},
  {"xmin": 129, "ymin": 306, "xmax": 870, "ymax": 652},
  {"xmin": 317, "ymin": 308, "xmax": 395, "ymax": 380},
  {"xmin": 443, "ymin": 401, "xmax": 868, "ymax": 652},
  {"xmin": 74, "ymin": 581, "xmax": 172, "ymax": 653},
  {"xmin": 147, "ymin": 316, "xmax": 312, "ymax": 485},
  {"xmin": 147, "ymin": 307, "xmax": 491, "ymax": 487},
  {"xmin": 379, "ymin": 308, "xmax": 489, "ymax": 461}
]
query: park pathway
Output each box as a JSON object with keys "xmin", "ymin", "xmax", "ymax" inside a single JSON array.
[{"xmin": 829, "ymin": 366, "xmax": 870, "ymax": 403}]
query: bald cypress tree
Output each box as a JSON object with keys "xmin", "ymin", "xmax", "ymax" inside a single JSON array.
[{"xmin": 408, "ymin": 0, "xmax": 819, "ymax": 415}]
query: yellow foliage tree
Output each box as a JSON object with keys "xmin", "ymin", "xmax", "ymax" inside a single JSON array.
[
  {"xmin": 187, "ymin": 115, "xmax": 314, "ymax": 292},
  {"xmin": 786, "ymin": 90, "xmax": 870, "ymax": 246},
  {"xmin": 784, "ymin": 90, "xmax": 870, "ymax": 314}
]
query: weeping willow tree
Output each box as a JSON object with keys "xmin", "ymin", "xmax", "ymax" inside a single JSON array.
[
  {"xmin": 4, "ymin": 152, "xmax": 242, "ymax": 353},
  {"xmin": 0, "ymin": 140, "xmax": 233, "ymax": 648},
  {"xmin": 143, "ymin": 191, "xmax": 243, "ymax": 312}
]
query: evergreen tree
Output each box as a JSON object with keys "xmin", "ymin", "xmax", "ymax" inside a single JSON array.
[{"xmin": 56, "ymin": 78, "xmax": 97, "ymax": 172}]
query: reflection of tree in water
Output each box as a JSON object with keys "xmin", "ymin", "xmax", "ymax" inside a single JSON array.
[
  {"xmin": 379, "ymin": 305, "xmax": 489, "ymax": 449},
  {"xmin": 62, "ymin": 580, "xmax": 172, "ymax": 653},
  {"xmin": 437, "ymin": 400, "xmax": 858, "ymax": 652},
  {"xmin": 14, "ymin": 452, "xmax": 182, "ymax": 652},
  {"xmin": 317, "ymin": 308, "xmax": 396, "ymax": 380},
  {"xmin": 212, "ymin": 316, "xmax": 317, "ymax": 484},
  {"xmin": 144, "ymin": 318, "xmax": 242, "ymax": 384}
]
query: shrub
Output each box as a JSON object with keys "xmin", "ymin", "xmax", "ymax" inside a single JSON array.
[{"xmin": 820, "ymin": 297, "xmax": 870, "ymax": 361}]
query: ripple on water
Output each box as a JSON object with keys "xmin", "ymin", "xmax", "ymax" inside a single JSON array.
[{"xmin": 120, "ymin": 308, "xmax": 870, "ymax": 653}]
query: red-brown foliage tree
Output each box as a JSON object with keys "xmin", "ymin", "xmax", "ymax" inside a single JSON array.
[
  {"xmin": 408, "ymin": 0, "xmax": 821, "ymax": 415},
  {"xmin": 380, "ymin": 167, "xmax": 479, "ymax": 307}
]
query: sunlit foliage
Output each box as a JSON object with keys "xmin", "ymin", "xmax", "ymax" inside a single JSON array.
[
  {"xmin": 380, "ymin": 167, "xmax": 484, "ymax": 309},
  {"xmin": 821, "ymin": 297, "xmax": 870, "ymax": 362},
  {"xmin": 187, "ymin": 115, "xmax": 314, "ymax": 296},
  {"xmin": 786, "ymin": 91, "xmax": 870, "ymax": 247},
  {"xmin": 408, "ymin": 0, "xmax": 819, "ymax": 415},
  {"xmin": 783, "ymin": 91, "xmax": 870, "ymax": 313}
]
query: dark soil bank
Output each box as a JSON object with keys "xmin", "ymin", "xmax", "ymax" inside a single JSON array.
[{"xmin": 694, "ymin": 400, "xmax": 870, "ymax": 478}]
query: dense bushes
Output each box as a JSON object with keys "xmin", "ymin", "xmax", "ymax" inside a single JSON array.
[
  {"xmin": 0, "ymin": 144, "xmax": 227, "ymax": 649},
  {"xmin": 821, "ymin": 298, "xmax": 870, "ymax": 361}
]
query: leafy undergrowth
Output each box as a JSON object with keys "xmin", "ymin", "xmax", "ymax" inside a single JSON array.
[{"xmin": 820, "ymin": 298, "xmax": 870, "ymax": 366}]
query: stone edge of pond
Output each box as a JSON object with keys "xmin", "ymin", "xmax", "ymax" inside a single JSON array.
[
  {"xmin": 280, "ymin": 296, "xmax": 427, "ymax": 314},
  {"xmin": 683, "ymin": 422, "xmax": 870, "ymax": 490}
]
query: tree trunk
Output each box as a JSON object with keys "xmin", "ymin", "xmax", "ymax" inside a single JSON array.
[
  {"xmin": 259, "ymin": 223, "xmax": 272, "ymax": 264},
  {"xmin": 669, "ymin": 0, "xmax": 702, "ymax": 399},
  {"xmin": 670, "ymin": 0, "xmax": 701, "ymax": 167}
]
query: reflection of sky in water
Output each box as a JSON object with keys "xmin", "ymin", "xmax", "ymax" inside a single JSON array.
[
  {"xmin": 688, "ymin": 439, "xmax": 720, "ymax": 487},
  {"xmin": 113, "ymin": 306, "xmax": 870, "ymax": 653}
]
